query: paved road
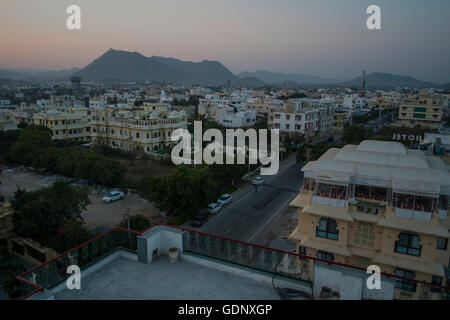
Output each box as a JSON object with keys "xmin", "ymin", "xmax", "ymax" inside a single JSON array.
[{"xmin": 197, "ymin": 154, "xmax": 303, "ymax": 244}]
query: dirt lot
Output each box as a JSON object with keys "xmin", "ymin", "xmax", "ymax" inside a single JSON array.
[{"xmin": 0, "ymin": 166, "xmax": 162, "ymax": 231}]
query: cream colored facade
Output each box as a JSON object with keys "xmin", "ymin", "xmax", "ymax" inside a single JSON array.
[
  {"xmin": 0, "ymin": 110, "xmax": 17, "ymax": 131},
  {"xmin": 90, "ymin": 104, "xmax": 187, "ymax": 154},
  {"xmin": 367, "ymin": 97, "xmax": 394, "ymax": 111},
  {"xmin": 33, "ymin": 107, "xmax": 90, "ymax": 142},
  {"xmin": 289, "ymin": 140, "xmax": 449, "ymax": 300},
  {"xmin": 333, "ymin": 108, "xmax": 349, "ymax": 131},
  {"xmin": 398, "ymin": 91, "xmax": 444, "ymax": 129}
]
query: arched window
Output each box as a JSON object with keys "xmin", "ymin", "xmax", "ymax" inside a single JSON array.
[
  {"xmin": 316, "ymin": 218, "xmax": 339, "ymax": 240},
  {"xmin": 395, "ymin": 232, "xmax": 421, "ymax": 257}
]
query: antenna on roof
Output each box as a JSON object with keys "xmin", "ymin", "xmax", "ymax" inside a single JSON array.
[{"xmin": 361, "ymin": 70, "xmax": 366, "ymax": 97}]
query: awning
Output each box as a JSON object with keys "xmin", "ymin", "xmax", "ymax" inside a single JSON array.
[{"xmin": 393, "ymin": 179, "xmax": 440, "ymax": 197}]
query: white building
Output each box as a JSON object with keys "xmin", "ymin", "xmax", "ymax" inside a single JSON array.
[{"xmin": 217, "ymin": 109, "xmax": 256, "ymax": 128}]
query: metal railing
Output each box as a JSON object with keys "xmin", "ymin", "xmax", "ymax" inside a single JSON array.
[
  {"xmin": 14, "ymin": 223, "xmax": 450, "ymax": 300},
  {"xmin": 14, "ymin": 228, "xmax": 138, "ymax": 300}
]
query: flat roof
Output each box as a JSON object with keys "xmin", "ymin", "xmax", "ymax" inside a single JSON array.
[{"xmin": 53, "ymin": 255, "xmax": 285, "ymax": 300}]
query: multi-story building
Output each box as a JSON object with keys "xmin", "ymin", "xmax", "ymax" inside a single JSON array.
[
  {"xmin": 269, "ymin": 99, "xmax": 319, "ymax": 138},
  {"xmin": 310, "ymin": 98, "xmax": 335, "ymax": 138},
  {"xmin": 90, "ymin": 105, "xmax": 187, "ymax": 154},
  {"xmin": 0, "ymin": 110, "xmax": 17, "ymax": 131},
  {"xmin": 33, "ymin": 107, "xmax": 91, "ymax": 142},
  {"xmin": 216, "ymin": 108, "xmax": 256, "ymax": 128},
  {"xmin": 333, "ymin": 107, "xmax": 350, "ymax": 131},
  {"xmin": 398, "ymin": 91, "xmax": 444, "ymax": 129},
  {"xmin": 367, "ymin": 97, "xmax": 394, "ymax": 111},
  {"xmin": 289, "ymin": 140, "xmax": 449, "ymax": 300}
]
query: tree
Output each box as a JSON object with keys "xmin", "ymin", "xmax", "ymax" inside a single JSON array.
[
  {"xmin": 46, "ymin": 220, "xmax": 93, "ymax": 253},
  {"xmin": 11, "ymin": 181, "xmax": 91, "ymax": 244},
  {"xmin": 119, "ymin": 214, "xmax": 151, "ymax": 232},
  {"xmin": 341, "ymin": 126, "xmax": 373, "ymax": 145},
  {"xmin": 0, "ymin": 262, "xmax": 26, "ymax": 299},
  {"xmin": 148, "ymin": 165, "xmax": 219, "ymax": 216},
  {"xmin": 7, "ymin": 125, "xmax": 52, "ymax": 165}
]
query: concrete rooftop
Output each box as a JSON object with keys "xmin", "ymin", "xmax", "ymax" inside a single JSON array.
[{"xmin": 54, "ymin": 254, "xmax": 283, "ymax": 300}]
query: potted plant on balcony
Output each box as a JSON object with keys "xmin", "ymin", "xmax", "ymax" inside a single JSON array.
[{"xmin": 168, "ymin": 247, "xmax": 179, "ymax": 263}]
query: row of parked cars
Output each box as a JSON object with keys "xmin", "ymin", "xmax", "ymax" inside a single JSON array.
[{"xmin": 191, "ymin": 193, "xmax": 233, "ymax": 227}]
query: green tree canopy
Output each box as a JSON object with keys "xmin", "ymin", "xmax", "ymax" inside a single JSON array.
[
  {"xmin": 11, "ymin": 181, "xmax": 91, "ymax": 244},
  {"xmin": 119, "ymin": 214, "xmax": 152, "ymax": 232},
  {"xmin": 148, "ymin": 165, "xmax": 220, "ymax": 216}
]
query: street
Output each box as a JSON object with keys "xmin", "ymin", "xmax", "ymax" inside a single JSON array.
[{"xmin": 196, "ymin": 154, "xmax": 303, "ymax": 245}]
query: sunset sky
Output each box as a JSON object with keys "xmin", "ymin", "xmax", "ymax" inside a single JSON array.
[{"xmin": 1, "ymin": 0, "xmax": 449, "ymax": 83}]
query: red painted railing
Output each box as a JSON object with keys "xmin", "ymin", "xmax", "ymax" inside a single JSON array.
[{"xmin": 15, "ymin": 223, "xmax": 450, "ymax": 300}]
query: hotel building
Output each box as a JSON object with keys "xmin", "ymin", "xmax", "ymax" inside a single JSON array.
[
  {"xmin": 32, "ymin": 107, "xmax": 91, "ymax": 142},
  {"xmin": 289, "ymin": 140, "xmax": 449, "ymax": 300},
  {"xmin": 90, "ymin": 104, "xmax": 187, "ymax": 154}
]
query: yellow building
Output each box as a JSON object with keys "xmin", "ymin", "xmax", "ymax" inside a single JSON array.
[
  {"xmin": 333, "ymin": 108, "xmax": 349, "ymax": 131},
  {"xmin": 289, "ymin": 140, "xmax": 449, "ymax": 300},
  {"xmin": 90, "ymin": 104, "xmax": 187, "ymax": 154},
  {"xmin": 398, "ymin": 91, "xmax": 444, "ymax": 129},
  {"xmin": 33, "ymin": 107, "xmax": 90, "ymax": 142},
  {"xmin": 368, "ymin": 97, "xmax": 393, "ymax": 111}
]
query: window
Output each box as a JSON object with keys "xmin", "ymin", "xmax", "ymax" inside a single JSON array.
[
  {"xmin": 316, "ymin": 251, "xmax": 334, "ymax": 261},
  {"xmin": 395, "ymin": 232, "xmax": 421, "ymax": 257},
  {"xmin": 431, "ymin": 275, "xmax": 443, "ymax": 293},
  {"xmin": 394, "ymin": 268, "xmax": 416, "ymax": 292},
  {"xmin": 354, "ymin": 222, "xmax": 375, "ymax": 247},
  {"xmin": 316, "ymin": 218, "xmax": 339, "ymax": 240},
  {"xmin": 437, "ymin": 237, "xmax": 448, "ymax": 250},
  {"xmin": 299, "ymin": 246, "xmax": 306, "ymax": 255}
]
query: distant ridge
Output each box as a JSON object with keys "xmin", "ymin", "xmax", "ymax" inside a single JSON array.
[
  {"xmin": 73, "ymin": 49, "xmax": 264, "ymax": 86},
  {"xmin": 238, "ymin": 70, "xmax": 340, "ymax": 85},
  {"xmin": 1, "ymin": 51, "xmax": 447, "ymax": 89},
  {"xmin": 339, "ymin": 72, "xmax": 436, "ymax": 89}
]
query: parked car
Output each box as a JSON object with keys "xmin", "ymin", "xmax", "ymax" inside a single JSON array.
[
  {"xmin": 252, "ymin": 176, "xmax": 265, "ymax": 186},
  {"xmin": 217, "ymin": 193, "xmax": 232, "ymax": 206},
  {"xmin": 190, "ymin": 208, "xmax": 210, "ymax": 227},
  {"xmin": 102, "ymin": 191, "xmax": 124, "ymax": 203},
  {"xmin": 208, "ymin": 202, "xmax": 222, "ymax": 214}
]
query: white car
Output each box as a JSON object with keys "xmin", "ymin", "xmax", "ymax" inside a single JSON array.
[
  {"xmin": 217, "ymin": 193, "xmax": 232, "ymax": 206},
  {"xmin": 252, "ymin": 176, "xmax": 265, "ymax": 186},
  {"xmin": 208, "ymin": 202, "xmax": 222, "ymax": 214},
  {"xmin": 102, "ymin": 191, "xmax": 124, "ymax": 203}
]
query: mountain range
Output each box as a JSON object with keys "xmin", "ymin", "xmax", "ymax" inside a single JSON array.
[
  {"xmin": 72, "ymin": 49, "xmax": 264, "ymax": 86},
  {"xmin": 1, "ymin": 49, "xmax": 448, "ymax": 89},
  {"xmin": 0, "ymin": 68, "xmax": 81, "ymax": 82}
]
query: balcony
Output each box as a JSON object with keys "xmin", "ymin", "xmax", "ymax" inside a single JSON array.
[
  {"xmin": 395, "ymin": 208, "xmax": 432, "ymax": 222},
  {"xmin": 311, "ymin": 195, "xmax": 348, "ymax": 208}
]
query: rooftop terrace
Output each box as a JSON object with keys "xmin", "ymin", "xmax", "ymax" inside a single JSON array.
[{"xmin": 53, "ymin": 253, "xmax": 284, "ymax": 300}]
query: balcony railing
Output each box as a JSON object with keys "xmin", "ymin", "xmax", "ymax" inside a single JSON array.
[
  {"xmin": 395, "ymin": 208, "xmax": 432, "ymax": 222},
  {"xmin": 311, "ymin": 195, "xmax": 348, "ymax": 208},
  {"xmin": 14, "ymin": 228, "xmax": 138, "ymax": 300}
]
